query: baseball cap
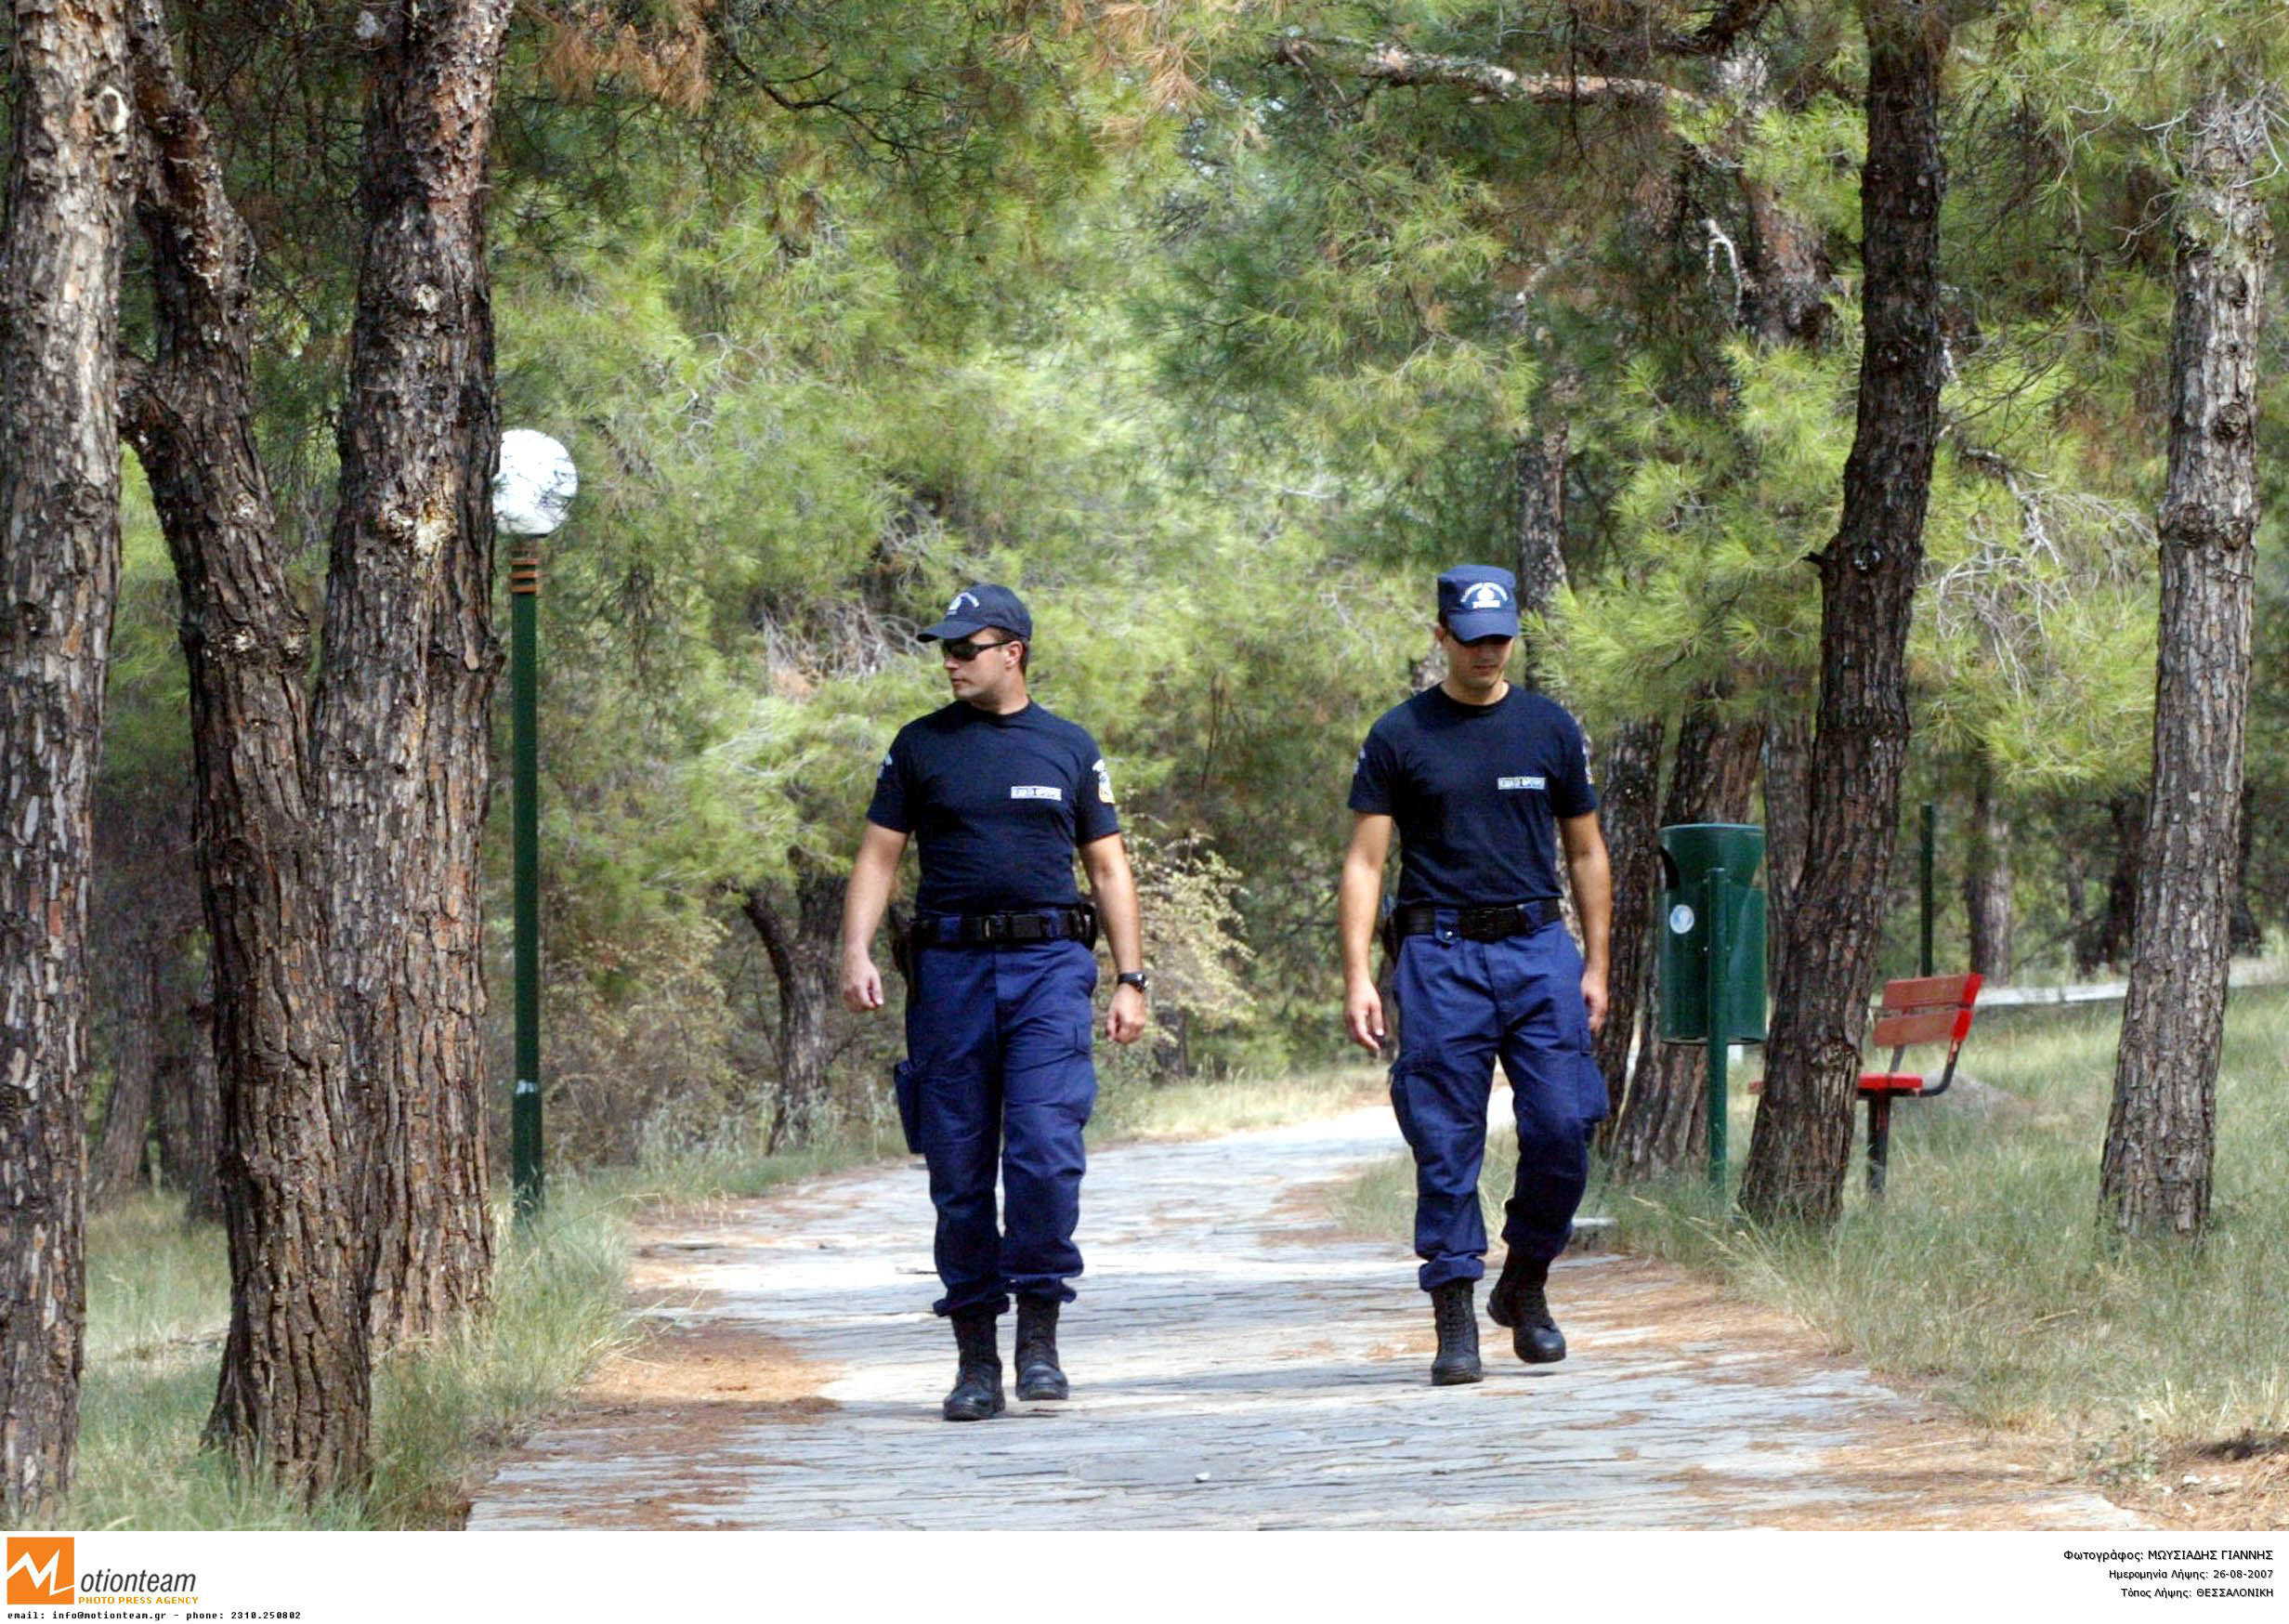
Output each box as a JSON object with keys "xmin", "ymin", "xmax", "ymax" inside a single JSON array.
[
  {"xmin": 1437, "ymin": 565, "xmax": 1521, "ymax": 640},
  {"xmin": 919, "ymin": 583, "xmax": 1033, "ymax": 642}
]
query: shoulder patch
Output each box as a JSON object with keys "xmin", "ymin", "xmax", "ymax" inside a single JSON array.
[{"xmin": 1092, "ymin": 757, "xmax": 1116, "ymax": 805}]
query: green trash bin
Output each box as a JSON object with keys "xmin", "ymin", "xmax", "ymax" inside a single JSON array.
[{"xmin": 1656, "ymin": 822, "xmax": 1768, "ymax": 1044}]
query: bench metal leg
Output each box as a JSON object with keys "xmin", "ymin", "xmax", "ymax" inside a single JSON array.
[{"xmin": 1865, "ymin": 1094, "xmax": 1892, "ymax": 1198}]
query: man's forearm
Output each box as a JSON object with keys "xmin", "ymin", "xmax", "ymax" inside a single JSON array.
[
  {"xmin": 1081, "ymin": 837, "xmax": 1144, "ymax": 974},
  {"xmin": 1338, "ymin": 858, "xmax": 1381, "ymax": 987},
  {"xmin": 840, "ymin": 849, "xmax": 896, "ymax": 961},
  {"xmin": 1098, "ymin": 872, "xmax": 1144, "ymax": 976},
  {"xmin": 1569, "ymin": 848, "xmax": 1613, "ymax": 978}
]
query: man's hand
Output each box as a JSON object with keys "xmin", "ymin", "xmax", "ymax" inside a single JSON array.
[
  {"xmin": 1106, "ymin": 983, "xmax": 1146, "ymax": 1044},
  {"xmin": 839, "ymin": 822, "xmax": 907, "ymax": 1014},
  {"xmin": 1580, "ymin": 967, "xmax": 1608, "ymax": 1036},
  {"xmin": 843, "ymin": 953, "xmax": 885, "ymax": 1014},
  {"xmin": 1346, "ymin": 978, "xmax": 1388, "ymax": 1055}
]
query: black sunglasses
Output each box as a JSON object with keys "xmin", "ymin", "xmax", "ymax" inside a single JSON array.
[{"xmin": 941, "ymin": 636, "xmax": 1016, "ymax": 662}]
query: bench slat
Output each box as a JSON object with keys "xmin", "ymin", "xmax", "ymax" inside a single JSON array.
[
  {"xmin": 1872, "ymin": 1007, "xmax": 1963, "ymax": 1047},
  {"xmin": 1878, "ymin": 973, "xmax": 1980, "ymax": 1012}
]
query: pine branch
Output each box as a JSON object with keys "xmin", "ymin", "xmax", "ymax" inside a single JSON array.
[{"xmin": 1274, "ymin": 36, "xmax": 1707, "ymax": 120}]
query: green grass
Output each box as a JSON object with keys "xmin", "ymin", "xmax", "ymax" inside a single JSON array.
[{"xmin": 1338, "ymin": 983, "xmax": 2289, "ymax": 1488}]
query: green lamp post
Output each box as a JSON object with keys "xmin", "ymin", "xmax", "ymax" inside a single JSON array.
[{"xmin": 494, "ymin": 428, "xmax": 577, "ymax": 1220}]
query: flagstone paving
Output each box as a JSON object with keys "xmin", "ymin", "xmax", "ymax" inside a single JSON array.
[{"xmin": 468, "ymin": 1103, "xmax": 2143, "ymax": 1531}]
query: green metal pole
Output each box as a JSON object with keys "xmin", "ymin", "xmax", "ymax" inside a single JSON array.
[
  {"xmin": 511, "ymin": 547, "xmax": 543, "ymax": 1219},
  {"xmin": 1706, "ymin": 866, "xmax": 1730, "ymax": 1196},
  {"xmin": 1919, "ymin": 800, "xmax": 1936, "ymax": 978}
]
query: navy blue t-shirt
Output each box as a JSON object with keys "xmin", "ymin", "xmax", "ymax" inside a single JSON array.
[
  {"xmin": 867, "ymin": 701, "xmax": 1121, "ymax": 914},
  {"xmin": 1348, "ymin": 687, "xmax": 1598, "ymax": 907}
]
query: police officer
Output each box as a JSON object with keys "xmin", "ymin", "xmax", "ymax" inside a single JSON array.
[
  {"xmin": 1337, "ymin": 565, "xmax": 1613, "ymax": 1385},
  {"xmin": 840, "ymin": 583, "xmax": 1148, "ymax": 1421}
]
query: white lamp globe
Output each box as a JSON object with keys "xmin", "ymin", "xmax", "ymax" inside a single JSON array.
[{"xmin": 495, "ymin": 429, "xmax": 578, "ymax": 537}]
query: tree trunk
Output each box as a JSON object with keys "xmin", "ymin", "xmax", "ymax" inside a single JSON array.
[
  {"xmin": 90, "ymin": 950, "xmax": 159, "ymax": 1208},
  {"xmin": 121, "ymin": 0, "xmax": 370, "ymax": 1495},
  {"xmin": 1760, "ymin": 711, "xmax": 1812, "ymax": 987},
  {"xmin": 742, "ymin": 866, "xmax": 844, "ymax": 1153},
  {"xmin": 309, "ymin": 0, "xmax": 513, "ymax": 1349},
  {"xmin": 1591, "ymin": 715, "xmax": 1666, "ymax": 1144},
  {"xmin": 1740, "ymin": 174, "xmax": 1834, "ymax": 350},
  {"xmin": 1739, "ymin": 0, "xmax": 1950, "ymax": 1225},
  {"xmin": 2101, "ymin": 92, "xmax": 2271, "ymax": 1240},
  {"xmin": 2229, "ymin": 781, "xmax": 2261, "ymax": 956},
  {"xmin": 1610, "ymin": 700, "xmax": 1761, "ymax": 1181},
  {"xmin": 1962, "ymin": 750, "xmax": 2014, "ymax": 982},
  {"xmin": 153, "ymin": 983, "xmax": 222, "ymax": 1226},
  {"xmin": 0, "ymin": 0, "xmax": 131, "ymax": 1523},
  {"xmin": 1513, "ymin": 418, "xmax": 1589, "ymax": 935},
  {"xmin": 1514, "ymin": 422, "xmax": 1568, "ymax": 668},
  {"xmin": 2080, "ymin": 792, "xmax": 2145, "ymax": 972}
]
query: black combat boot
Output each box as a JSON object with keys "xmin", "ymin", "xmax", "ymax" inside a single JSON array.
[
  {"xmin": 1014, "ymin": 1294, "xmax": 1070, "ymax": 1401},
  {"xmin": 1485, "ymin": 1251, "xmax": 1567, "ymax": 1364},
  {"xmin": 942, "ymin": 1310, "xmax": 1004, "ymax": 1421},
  {"xmin": 1429, "ymin": 1279, "xmax": 1484, "ymax": 1385}
]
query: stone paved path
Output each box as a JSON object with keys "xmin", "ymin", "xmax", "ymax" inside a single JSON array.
[{"xmin": 469, "ymin": 1104, "xmax": 2143, "ymax": 1530}]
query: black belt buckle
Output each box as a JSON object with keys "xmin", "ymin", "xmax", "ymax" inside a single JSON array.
[{"xmin": 1457, "ymin": 903, "xmax": 1515, "ymax": 941}]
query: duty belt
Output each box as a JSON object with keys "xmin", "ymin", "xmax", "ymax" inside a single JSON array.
[
  {"xmin": 1388, "ymin": 897, "xmax": 1561, "ymax": 943},
  {"xmin": 909, "ymin": 904, "xmax": 1099, "ymax": 950}
]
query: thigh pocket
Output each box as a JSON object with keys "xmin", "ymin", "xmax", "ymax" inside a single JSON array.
[
  {"xmin": 892, "ymin": 1059, "xmax": 923, "ymax": 1155},
  {"xmin": 1570, "ymin": 1045, "xmax": 1611, "ymax": 1125},
  {"xmin": 1563, "ymin": 1009, "xmax": 1609, "ymax": 1124},
  {"xmin": 1388, "ymin": 1059, "xmax": 1423, "ymax": 1149}
]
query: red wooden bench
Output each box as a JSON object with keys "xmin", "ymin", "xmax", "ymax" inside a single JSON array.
[{"xmin": 1858, "ymin": 973, "xmax": 1983, "ymax": 1196}]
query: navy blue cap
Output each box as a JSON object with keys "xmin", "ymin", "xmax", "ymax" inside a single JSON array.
[
  {"xmin": 919, "ymin": 583, "xmax": 1032, "ymax": 642},
  {"xmin": 1437, "ymin": 565, "xmax": 1521, "ymax": 640}
]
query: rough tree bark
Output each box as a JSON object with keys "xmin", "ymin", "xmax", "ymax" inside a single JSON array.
[
  {"xmin": 0, "ymin": 0, "xmax": 131, "ymax": 1523},
  {"xmin": 1611, "ymin": 700, "xmax": 1762, "ymax": 1181},
  {"xmin": 121, "ymin": 0, "xmax": 371, "ymax": 1495},
  {"xmin": 742, "ymin": 863, "xmax": 844, "ymax": 1153},
  {"xmin": 2100, "ymin": 91, "xmax": 2272, "ymax": 1239},
  {"xmin": 1760, "ymin": 711, "xmax": 1812, "ymax": 980},
  {"xmin": 2079, "ymin": 792, "xmax": 2145, "ymax": 973},
  {"xmin": 89, "ymin": 950, "xmax": 158, "ymax": 1207},
  {"xmin": 1591, "ymin": 715, "xmax": 1665, "ymax": 1143},
  {"xmin": 1739, "ymin": 0, "xmax": 1951, "ymax": 1225},
  {"xmin": 310, "ymin": 0, "xmax": 514, "ymax": 1348},
  {"xmin": 2230, "ymin": 783, "xmax": 2262, "ymax": 956},
  {"xmin": 1962, "ymin": 749, "xmax": 2014, "ymax": 982},
  {"xmin": 1514, "ymin": 422, "xmax": 1569, "ymax": 658},
  {"xmin": 152, "ymin": 983, "xmax": 222, "ymax": 1225}
]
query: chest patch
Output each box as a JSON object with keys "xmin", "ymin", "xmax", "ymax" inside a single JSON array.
[
  {"xmin": 1010, "ymin": 785, "xmax": 1064, "ymax": 802},
  {"xmin": 1498, "ymin": 775, "xmax": 1547, "ymax": 792}
]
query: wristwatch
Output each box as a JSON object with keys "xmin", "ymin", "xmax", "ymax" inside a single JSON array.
[{"xmin": 1116, "ymin": 971, "xmax": 1151, "ymax": 995}]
